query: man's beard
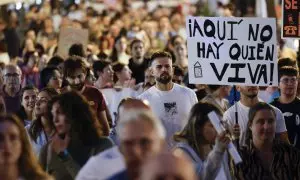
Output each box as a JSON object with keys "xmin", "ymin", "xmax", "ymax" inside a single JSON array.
[
  {"xmin": 145, "ymin": 81, "xmax": 155, "ymax": 87},
  {"xmin": 7, "ymin": 84, "xmax": 19, "ymax": 93},
  {"xmin": 245, "ymin": 94, "xmax": 257, "ymax": 99},
  {"xmin": 156, "ymin": 74, "xmax": 172, "ymax": 84},
  {"xmin": 70, "ymin": 83, "xmax": 85, "ymax": 91},
  {"xmin": 135, "ymin": 55, "xmax": 142, "ymax": 59}
]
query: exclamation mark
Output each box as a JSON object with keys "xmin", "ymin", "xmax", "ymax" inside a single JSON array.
[
  {"xmin": 269, "ymin": 63, "xmax": 274, "ymax": 85},
  {"xmin": 188, "ymin": 19, "xmax": 192, "ymax": 37}
]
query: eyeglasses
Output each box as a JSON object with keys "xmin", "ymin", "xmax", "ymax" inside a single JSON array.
[{"xmin": 280, "ymin": 77, "xmax": 298, "ymax": 85}]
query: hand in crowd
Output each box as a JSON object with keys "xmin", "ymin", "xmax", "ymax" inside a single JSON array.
[
  {"xmin": 232, "ymin": 124, "xmax": 240, "ymax": 139},
  {"xmin": 51, "ymin": 133, "xmax": 70, "ymax": 154},
  {"xmin": 123, "ymin": 78, "xmax": 136, "ymax": 88},
  {"xmin": 215, "ymin": 131, "xmax": 231, "ymax": 152}
]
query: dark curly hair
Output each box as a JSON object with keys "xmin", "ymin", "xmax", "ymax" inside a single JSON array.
[{"xmin": 50, "ymin": 91, "xmax": 104, "ymax": 146}]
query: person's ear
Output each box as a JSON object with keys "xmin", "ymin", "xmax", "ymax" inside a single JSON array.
[
  {"xmin": 249, "ymin": 124, "xmax": 252, "ymax": 131},
  {"xmin": 149, "ymin": 67, "xmax": 154, "ymax": 76}
]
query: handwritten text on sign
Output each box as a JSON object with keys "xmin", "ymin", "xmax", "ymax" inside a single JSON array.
[{"xmin": 186, "ymin": 17, "xmax": 278, "ymax": 86}]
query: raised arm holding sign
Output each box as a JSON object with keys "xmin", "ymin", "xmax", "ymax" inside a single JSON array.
[{"xmin": 186, "ymin": 16, "xmax": 285, "ymax": 148}]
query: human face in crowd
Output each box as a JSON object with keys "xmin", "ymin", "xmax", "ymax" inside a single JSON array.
[
  {"xmin": 152, "ymin": 57, "xmax": 173, "ymax": 84},
  {"xmin": 27, "ymin": 53, "xmax": 38, "ymax": 69},
  {"xmin": 51, "ymin": 102, "xmax": 71, "ymax": 135},
  {"xmin": 279, "ymin": 75, "xmax": 298, "ymax": 98},
  {"xmin": 118, "ymin": 66, "xmax": 132, "ymax": 81},
  {"xmin": 3, "ymin": 66, "xmax": 21, "ymax": 92},
  {"xmin": 24, "ymin": 39, "xmax": 35, "ymax": 52},
  {"xmin": 48, "ymin": 70, "xmax": 62, "ymax": 89},
  {"xmin": 140, "ymin": 154, "xmax": 197, "ymax": 180},
  {"xmin": 119, "ymin": 120, "xmax": 163, "ymax": 175},
  {"xmin": 219, "ymin": 85, "xmax": 232, "ymax": 98},
  {"xmin": 172, "ymin": 75, "xmax": 183, "ymax": 85},
  {"xmin": 159, "ymin": 16, "xmax": 171, "ymax": 30},
  {"xmin": 144, "ymin": 68, "xmax": 155, "ymax": 86},
  {"xmin": 250, "ymin": 109, "xmax": 276, "ymax": 144},
  {"xmin": 21, "ymin": 89, "xmax": 37, "ymax": 113},
  {"xmin": 200, "ymin": 121, "xmax": 217, "ymax": 144},
  {"xmin": 174, "ymin": 43, "xmax": 187, "ymax": 59},
  {"xmin": 26, "ymin": 30, "xmax": 36, "ymax": 41},
  {"xmin": 35, "ymin": 91, "xmax": 51, "ymax": 117},
  {"xmin": 100, "ymin": 65, "xmax": 114, "ymax": 82},
  {"xmin": 86, "ymin": 69, "xmax": 96, "ymax": 85},
  {"xmin": 238, "ymin": 86, "xmax": 258, "ymax": 99},
  {"xmin": 115, "ymin": 37, "xmax": 127, "ymax": 53},
  {"xmin": 0, "ymin": 121, "xmax": 22, "ymax": 166},
  {"xmin": 66, "ymin": 68, "xmax": 86, "ymax": 91},
  {"xmin": 131, "ymin": 42, "xmax": 145, "ymax": 59}
]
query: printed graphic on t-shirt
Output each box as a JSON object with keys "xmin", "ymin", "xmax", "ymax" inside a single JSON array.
[
  {"xmin": 162, "ymin": 102, "xmax": 180, "ymax": 148},
  {"xmin": 283, "ymin": 112, "xmax": 293, "ymax": 117},
  {"xmin": 164, "ymin": 102, "xmax": 178, "ymax": 116}
]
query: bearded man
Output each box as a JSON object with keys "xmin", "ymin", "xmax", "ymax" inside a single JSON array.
[{"xmin": 138, "ymin": 51, "xmax": 198, "ymax": 148}]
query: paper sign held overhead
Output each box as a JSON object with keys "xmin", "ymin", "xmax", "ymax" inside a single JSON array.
[
  {"xmin": 282, "ymin": 0, "xmax": 300, "ymax": 38},
  {"xmin": 186, "ymin": 16, "xmax": 278, "ymax": 86},
  {"xmin": 57, "ymin": 28, "xmax": 89, "ymax": 58}
]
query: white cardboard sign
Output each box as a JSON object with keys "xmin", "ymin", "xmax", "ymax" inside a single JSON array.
[
  {"xmin": 57, "ymin": 28, "xmax": 89, "ymax": 58},
  {"xmin": 186, "ymin": 16, "xmax": 278, "ymax": 86}
]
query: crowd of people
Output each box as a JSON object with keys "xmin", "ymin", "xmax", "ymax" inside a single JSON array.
[{"xmin": 0, "ymin": 0, "xmax": 300, "ymax": 180}]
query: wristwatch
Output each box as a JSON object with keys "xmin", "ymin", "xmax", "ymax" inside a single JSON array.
[{"xmin": 58, "ymin": 149, "xmax": 69, "ymax": 160}]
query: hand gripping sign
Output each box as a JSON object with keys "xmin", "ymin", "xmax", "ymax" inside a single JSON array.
[{"xmin": 208, "ymin": 111, "xmax": 242, "ymax": 165}]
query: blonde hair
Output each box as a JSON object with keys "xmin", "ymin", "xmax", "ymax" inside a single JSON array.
[{"xmin": 117, "ymin": 110, "xmax": 166, "ymax": 139}]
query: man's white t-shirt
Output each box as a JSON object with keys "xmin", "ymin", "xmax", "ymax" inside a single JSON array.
[
  {"xmin": 101, "ymin": 88, "xmax": 136, "ymax": 126},
  {"xmin": 138, "ymin": 83, "xmax": 198, "ymax": 148},
  {"xmin": 76, "ymin": 146, "xmax": 125, "ymax": 180},
  {"xmin": 223, "ymin": 101, "xmax": 287, "ymax": 146}
]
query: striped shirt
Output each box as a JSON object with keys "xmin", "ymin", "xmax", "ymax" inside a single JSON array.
[{"xmin": 233, "ymin": 141, "xmax": 300, "ymax": 180}]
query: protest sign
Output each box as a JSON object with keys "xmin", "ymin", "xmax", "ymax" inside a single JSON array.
[
  {"xmin": 186, "ymin": 16, "xmax": 278, "ymax": 86},
  {"xmin": 0, "ymin": 0, "xmax": 29, "ymax": 6},
  {"xmin": 57, "ymin": 28, "xmax": 89, "ymax": 58},
  {"xmin": 282, "ymin": 0, "xmax": 300, "ymax": 38}
]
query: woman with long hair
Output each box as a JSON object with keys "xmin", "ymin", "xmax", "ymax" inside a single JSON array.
[
  {"xmin": 173, "ymin": 102, "xmax": 237, "ymax": 180},
  {"xmin": 0, "ymin": 114, "xmax": 52, "ymax": 180},
  {"xmin": 39, "ymin": 91, "xmax": 113, "ymax": 180},
  {"xmin": 26, "ymin": 88, "xmax": 58, "ymax": 155},
  {"xmin": 234, "ymin": 102, "xmax": 300, "ymax": 179},
  {"xmin": 112, "ymin": 62, "xmax": 134, "ymax": 88},
  {"xmin": 110, "ymin": 36, "xmax": 130, "ymax": 65},
  {"xmin": 16, "ymin": 85, "xmax": 38, "ymax": 126},
  {"xmin": 40, "ymin": 66, "xmax": 62, "ymax": 91}
]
